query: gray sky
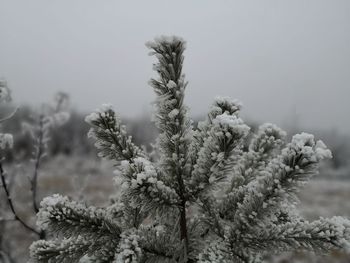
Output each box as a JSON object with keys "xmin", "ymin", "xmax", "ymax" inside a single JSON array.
[{"xmin": 0, "ymin": 0, "xmax": 349, "ymax": 133}]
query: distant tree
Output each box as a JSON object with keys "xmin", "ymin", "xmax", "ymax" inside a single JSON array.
[{"xmin": 30, "ymin": 36, "xmax": 350, "ymax": 263}]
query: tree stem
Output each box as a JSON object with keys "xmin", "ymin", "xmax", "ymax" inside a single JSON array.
[
  {"xmin": 180, "ymin": 201, "xmax": 189, "ymax": 248},
  {"xmin": 176, "ymin": 167, "xmax": 189, "ymax": 255}
]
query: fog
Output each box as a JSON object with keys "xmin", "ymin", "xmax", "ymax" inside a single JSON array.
[{"xmin": 0, "ymin": 0, "xmax": 349, "ymax": 132}]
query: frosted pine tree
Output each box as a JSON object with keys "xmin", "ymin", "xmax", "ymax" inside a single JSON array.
[{"xmin": 30, "ymin": 36, "xmax": 350, "ymax": 263}]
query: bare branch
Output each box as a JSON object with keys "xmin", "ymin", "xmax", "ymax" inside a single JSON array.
[{"xmin": 0, "ymin": 161, "xmax": 40, "ymax": 236}]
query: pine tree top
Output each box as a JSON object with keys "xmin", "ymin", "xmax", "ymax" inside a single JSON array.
[{"xmin": 30, "ymin": 36, "xmax": 350, "ymax": 263}]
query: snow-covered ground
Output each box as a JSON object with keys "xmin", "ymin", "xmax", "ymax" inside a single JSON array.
[{"xmin": 299, "ymin": 179, "xmax": 350, "ymax": 220}]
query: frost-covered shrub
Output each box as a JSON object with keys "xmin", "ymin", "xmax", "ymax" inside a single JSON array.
[
  {"xmin": 0, "ymin": 80, "xmax": 17, "ymax": 262},
  {"xmin": 0, "ymin": 84, "xmax": 71, "ymax": 260},
  {"xmin": 30, "ymin": 36, "xmax": 350, "ymax": 263}
]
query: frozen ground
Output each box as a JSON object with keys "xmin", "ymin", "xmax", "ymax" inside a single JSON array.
[
  {"xmin": 1, "ymin": 156, "xmax": 350, "ymax": 262},
  {"xmin": 298, "ymin": 179, "xmax": 350, "ymax": 220}
]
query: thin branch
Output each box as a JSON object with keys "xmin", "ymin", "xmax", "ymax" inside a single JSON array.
[
  {"xmin": 0, "ymin": 107, "xmax": 19, "ymax": 124},
  {"xmin": 0, "ymin": 161, "xmax": 40, "ymax": 236},
  {"xmin": 30, "ymin": 115, "xmax": 44, "ymax": 214}
]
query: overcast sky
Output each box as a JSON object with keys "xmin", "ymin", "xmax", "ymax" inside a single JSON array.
[{"xmin": 0, "ymin": 0, "xmax": 349, "ymax": 133}]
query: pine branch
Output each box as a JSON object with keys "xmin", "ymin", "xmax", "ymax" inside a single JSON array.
[
  {"xmin": 189, "ymin": 97, "xmax": 242, "ymax": 167},
  {"xmin": 147, "ymin": 36, "xmax": 192, "ymax": 251},
  {"xmin": 198, "ymin": 195, "xmax": 225, "ymax": 239},
  {"xmin": 108, "ymin": 197, "xmax": 146, "ymax": 229},
  {"xmin": 86, "ymin": 104, "xmax": 147, "ymax": 165},
  {"xmin": 115, "ymin": 229, "xmax": 143, "ymax": 262},
  {"xmin": 139, "ymin": 224, "xmax": 182, "ymax": 261},
  {"xmin": 30, "ymin": 237, "xmax": 117, "ymax": 263},
  {"xmin": 198, "ymin": 240, "xmax": 248, "ymax": 263},
  {"xmin": 230, "ymin": 133, "xmax": 333, "ymax": 241},
  {"xmin": 242, "ymin": 217, "xmax": 350, "ymax": 254},
  {"xmin": 219, "ymin": 124, "xmax": 287, "ymax": 220},
  {"xmin": 120, "ymin": 157, "xmax": 180, "ymax": 214},
  {"xmin": 228, "ymin": 123, "xmax": 286, "ymax": 191},
  {"xmin": 190, "ymin": 113, "xmax": 249, "ymax": 198},
  {"xmin": 147, "ymin": 36, "xmax": 192, "ymax": 182},
  {"xmin": 249, "ymin": 123, "xmax": 287, "ymax": 156},
  {"xmin": 37, "ymin": 194, "xmax": 122, "ymax": 239}
]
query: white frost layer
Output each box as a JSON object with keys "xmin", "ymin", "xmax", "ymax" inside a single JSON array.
[
  {"xmin": 0, "ymin": 133, "xmax": 13, "ymax": 149},
  {"xmin": 85, "ymin": 103, "xmax": 114, "ymax": 124},
  {"xmin": 213, "ymin": 113, "xmax": 250, "ymax": 136}
]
